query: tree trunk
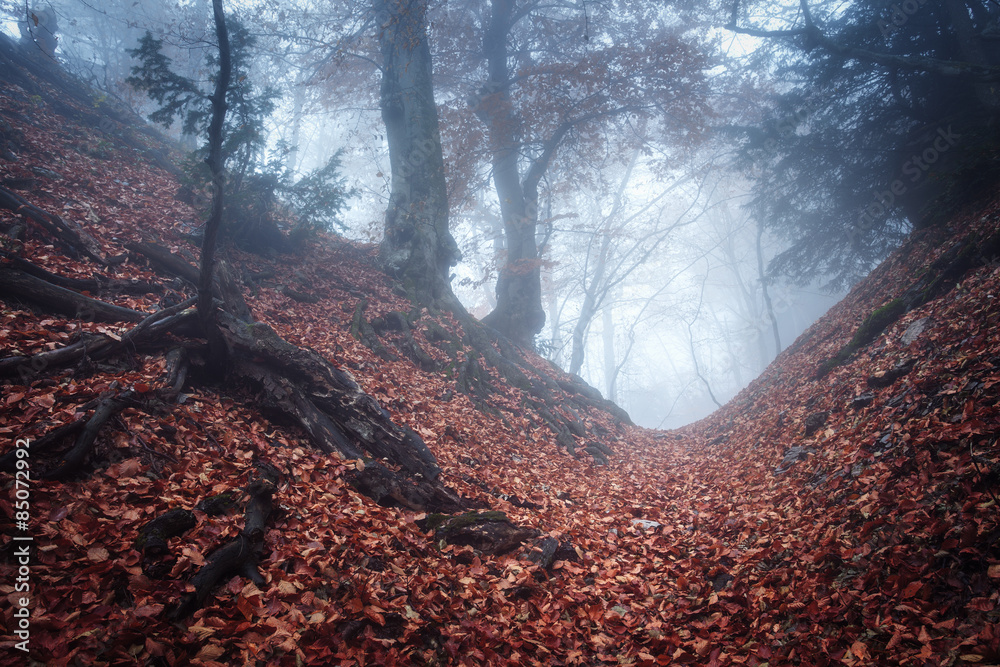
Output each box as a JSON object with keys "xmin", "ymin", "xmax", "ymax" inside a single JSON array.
[
  {"xmin": 756, "ymin": 219, "xmax": 782, "ymax": 359},
  {"xmin": 474, "ymin": 0, "xmax": 545, "ymax": 348},
  {"xmin": 602, "ymin": 301, "xmax": 616, "ymax": 401},
  {"xmin": 374, "ymin": 0, "xmax": 460, "ymax": 307},
  {"xmin": 197, "ymin": 0, "xmax": 231, "ymax": 370}
]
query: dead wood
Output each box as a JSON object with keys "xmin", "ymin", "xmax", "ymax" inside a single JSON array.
[
  {"xmin": 43, "ymin": 390, "xmax": 139, "ymax": 479},
  {"xmin": 135, "ymin": 508, "xmax": 197, "ymax": 558},
  {"xmin": 0, "ymin": 419, "xmax": 84, "ymax": 471},
  {"xmin": 0, "ymin": 295, "xmax": 197, "ymax": 381},
  {"xmin": 0, "ymin": 267, "xmax": 146, "ymax": 322},
  {"xmin": 0, "ymin": 185, "xmax": 106, "ymax": 263},
  {"xmin": 168, "ymin": 463, "xmax": 280, "ymax": 621},
  {"xmin": 0, "ymin": 249, "xmax": 162, "ymax": 295},
  {"xmin": 425, "ymin": 511, "xmax": 540, "ymax": 556}
]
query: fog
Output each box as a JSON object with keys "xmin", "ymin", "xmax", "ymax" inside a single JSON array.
[{"xmin": 15, "ymin": 0, "xmax": 938, "ymax": 429}]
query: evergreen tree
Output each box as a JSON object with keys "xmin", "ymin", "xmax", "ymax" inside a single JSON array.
[
  {"xmin": 127, "ymin": 20, "xmax": 351, "ymax": 249},
  {"xmin": 728, "ymin": 0, "xmax": 1000, "ymax": 289}
]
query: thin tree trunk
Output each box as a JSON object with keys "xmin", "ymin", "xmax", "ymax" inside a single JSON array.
[
  {"xmin": 568, "ymin": 233, "xmax": 609, "ymax": 376},
  {"xmin": 602, "ymin": 302, "xmax": 616, "ymax": 401},
  {"xmin": 198, "ymin": 0, "xmax": 231, "ymax": 342},
  {"xmin": 567, "ymin": 149, "xmax": 638, "ymax": 375},
  {"xmin": 756, "ymin": 220, "xmax": 781, "ymax": 358}
]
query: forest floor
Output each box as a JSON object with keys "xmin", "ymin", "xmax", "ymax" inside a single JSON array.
[{"xmin": 2, "ymin": 42, "xmax": 1000, "ymax": 667}]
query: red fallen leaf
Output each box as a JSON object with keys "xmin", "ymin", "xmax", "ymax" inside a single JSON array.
[
  {"xmin": 237, "ymin": 595, "xmax": 256, "ymax": 621},
  {"xmin": 5, "ymin": 392, "xmax": 24, "ymax": 405},
  {"xmin": 918, "ymin": 626, "xmax": 932, "ymax": 644},
  {"xmin": 87, "ymin": 546, "xmax": 109, "ymax": 562},
  {"xmin": 987, "ymin": 564, "xmax": 1000, "ymax": 579},
  {"xmin": 902, "ymin": 581, "xmax": 923, "ymax": 598},
  {"xmin": 134, "ymin": 382, "xmax": 151, "ymax": 393},
  {"xmin": 145, "ymin": 637, "xmax": 166, "ymax": 657},
  {"xmin": 133, "ymin": 604, "xmax": 163, "ymax": 617},
  {"xmin": 195, "ymin": 643, "xmax": 225, "ymax": 660}
]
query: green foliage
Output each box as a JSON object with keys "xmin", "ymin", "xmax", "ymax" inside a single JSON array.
[
  {"xmin": 127, "ymin": 21, "xmax": 278, "ymax": 181},
  {"xmin": 126, "ymin": 32, "xmax": 203, "ymax": 135},
  {"xmin": 734, "ymin": 0, "xmax": 1000, "ymax": 290},
  {"xmin": 127, "ymin": 22, "xmax": 352, "ymax": 248},
  {"xmin": 284, "ymin": 151, "xmax": 354, "ymax": 232}
]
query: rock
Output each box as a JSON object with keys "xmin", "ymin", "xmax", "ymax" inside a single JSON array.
[
  {"xmin": 804, "ymin": 410, "xmax": 829, "ymax": 437},
  {"xmin": 522, "ymin": 536, "xmax": 559, "ymax": 569},
  {"xmin": 867, "ymin": 358, "xmax": 915, "ymax": 388},
  {"xmin": 901, "ymin": 317, "xmax": 931, "ymax": 346},
  {"xmin": 630, "ymin": 519, "xmax": 661, "ymax": 530},
  {"xmin": 30, "ymin": 166, "xmax": 62, "ymax": 180},
  {"xmin": 710, "ymin": 570, "xmax": 734, "ymax": 591},
  {"xmin": 850, "ymin": 393, "xmax": 875, "ymax": 410},
  {"xmin": 585, "ymin": 445, "xmax": 609, "ymax": 466},
  {"xmin": 776, "ymin": 445, "xmax": 815, "ymax": 473}
]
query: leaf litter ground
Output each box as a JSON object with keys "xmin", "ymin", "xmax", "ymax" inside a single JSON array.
[{"xmin": 1, "ymin": 58, "xmax": 1000, "ymax": 667}]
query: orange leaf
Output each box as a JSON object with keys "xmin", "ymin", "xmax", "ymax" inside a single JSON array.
[{"xmin": 851, "ymin": 640, "xmax": 870, "ymax": 660}]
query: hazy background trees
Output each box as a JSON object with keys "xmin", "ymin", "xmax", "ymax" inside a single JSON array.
[{"xmin": 6, "ymin": 0, "xmax": 994, "ymax": 427}]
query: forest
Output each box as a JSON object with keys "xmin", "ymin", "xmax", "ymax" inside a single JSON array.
[{"xmin": 1, "ymin": 0, "xmax": 1000, "ymax": 665}]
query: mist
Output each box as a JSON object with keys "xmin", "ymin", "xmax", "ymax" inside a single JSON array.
[{"xmin": 8, "ymin": 0, "xmax": 976, "ymax": 429}]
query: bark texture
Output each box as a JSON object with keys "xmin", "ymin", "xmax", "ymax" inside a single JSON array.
[{"xmin": 374, "ymin": 0, "xmax": 460, "ymax": 306}]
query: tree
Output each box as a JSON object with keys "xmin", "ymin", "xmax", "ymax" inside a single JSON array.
[
  {"xmin": 127, "ymin": 20, "xmax": 352, "ymax": 249},
  {"xmin": 564, "ymin": 153, "xmax": 715, "ymax": 376},
  {"xmin": 373, "ymin": 0, "xmax": 461, "ymax": 306},
  {"xmin": 443, "ymin": 0, "xmax": 712, "ymax": 347},
  {"xmin": 18, "ymin": 4, "xmax": 58, "ymax": 58},
  {"xmin": 726, "ymin": 0, "xmax": 1000, "ymax": 288}
]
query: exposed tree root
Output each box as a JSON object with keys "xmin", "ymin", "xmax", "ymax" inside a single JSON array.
[
  {"xmin": 0, "ymin": 295, "xmax": 197, "ymax": 382},
  {"xmin": 0, "ymin": 184, "xmax": 109, "ymax": 263},
  {"xmin": 0, "ymin": 267, "xmax": 146, "ymax": 322},
  {"xmin": 1, "ymin": 249, "xmax": 162, "ymax": 295},
  {"xmin": 167, "ymin": 462, "xmax": 281, "ymax": 621},
  {"xmin": 43, "ymin": 390, "xmax": 139, "ymax": 479},
  {"xmin": 135, "ymin": 508, "xmax": 197, "ymax": 579},
  {"xmin": 2, "ymin": 238, "xmax": 463, "ymax": 512}
]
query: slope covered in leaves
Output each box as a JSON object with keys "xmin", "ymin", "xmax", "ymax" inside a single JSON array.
[{"xmin": 1, "ymin": 45, "xmax": 1000, "ymax": 667}]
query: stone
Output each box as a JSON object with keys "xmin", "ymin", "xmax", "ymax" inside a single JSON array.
[
  {"xmin": 804, "ymin": 411, "xmax": 829, "ymax": 437},
  {"xmin": 901, "ymin": 317, "xmax": 931, "ymax": 345}
]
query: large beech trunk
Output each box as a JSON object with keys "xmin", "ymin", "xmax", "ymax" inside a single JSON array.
[
  {"xmin": 473, "ymin": 0, "xmax": 547, "ymax": 348},
  {"xmin": 374, "ymin": 0, "xmax": 460, "ymax": 306}
]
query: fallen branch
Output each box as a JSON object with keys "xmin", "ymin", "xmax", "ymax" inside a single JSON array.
[
  {"xmin": 44, "ymin": 390, "xmax": 139, "ymax": 479},
  {"xmin": 0, "ymin": 295, "xmax": 197, "ymax": 380},
  {"xmin": 1, "ymin": 249, "xmax": 163, "ymax": 295}
]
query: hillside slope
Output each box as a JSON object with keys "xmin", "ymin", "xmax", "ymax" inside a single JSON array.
[{"xmin": 2, "ymin": 39, "xmax": 1000, "ymax": 667}]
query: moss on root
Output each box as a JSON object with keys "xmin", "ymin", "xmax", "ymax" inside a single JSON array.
[{"xmin": 850, "ymin": 298, "xmax": 906, "ymax": 349}]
